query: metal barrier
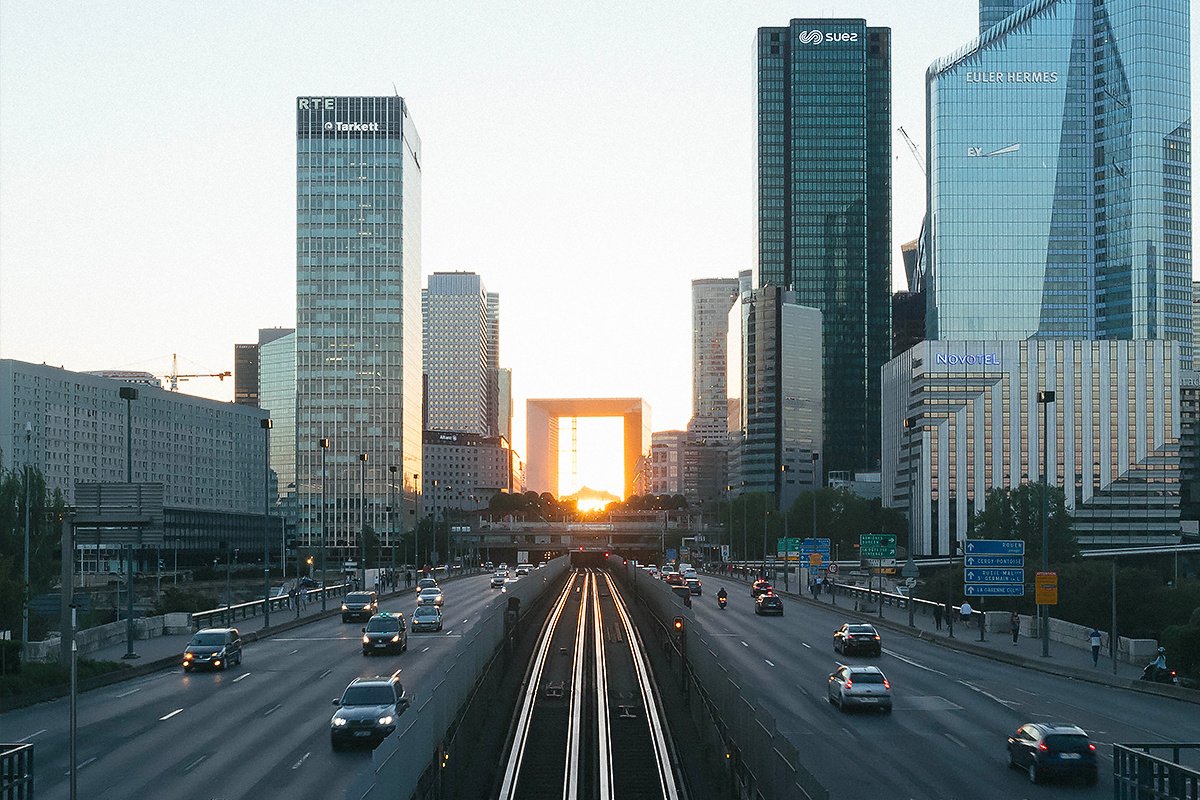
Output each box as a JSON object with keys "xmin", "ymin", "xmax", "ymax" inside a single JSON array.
[
  {"xmin": 0, "ymin": 743, "xmax": 33, "ymax": 800},
  {"xmin": 191, "ymin": 584, "xmax": 348, "ymax": 630},
  {"xmin": 1114, "ymin": 743, "xmax": 1200, "ymax": 800}
]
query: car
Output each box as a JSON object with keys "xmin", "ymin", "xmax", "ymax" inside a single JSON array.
[
  {"xmin": 498, "ymin": 562, "xmax": 509, "ymax": 571},
  {"xmin": 751, "ymin": 579, "xmax": 773, "ymax": 597},
  {"xmin": 682, "ymin": 568, "xmax": 698, "ymax": 580},
  {"xmin": 341, "ymin": 592, "xmax": 379, "ymax": 622},
  {"xmin": 361, "ymin": 613, "xmax": 408, "ymax": 655},
  {"xmin": 685, "ymin": 577, "xmax": 702, "ymax": 595},
  {"xmin": 828, "ymin": 664, "xmax": 892, "ymax": 712},
  {"xmin": 490, "ymin": 572, "xmax": 508, "ymax": 588},
  {"xmin": 665, "ymin": 573, "xmax": 685, "ymax": 586},
  {"xmin": 538, "ymin": 561, "xmax": 546, "ymax": 569},
  {"xmin": 670, "ymin": 584, "xmax": 692, "ymax": 600},
  {"xmin": 330, "ymin": 674, "xmax": 410, "ymax": 749},
  {"xmin": 515, "ymin": 565, "xmax": 530, "ymax": 577},
  {"xmin": 417, "ymin": 577, "xmax": 439, "ymax": 591},
  {"xmin": 834, "ymin": 623, "xmax": 882, "ymax": 656},
  {"xmin": 412, "ymin": 605, "xmax": 444, "ymax": 632},
  {"xmin": 1007, "ymin": 723, "xmax": 1098, "ymax": 785},
  {"xmin": 182, "ymin": 628, "xmax": 242, "ymax": 671},
  {"xmin": 484, "ymin": 561, "xmax": 495, "ymax": 571},
  {"xmin": 417, "ymin": 587, "xmax": 445, "ymax": 607},
  {"xmin": 297, "ymin": 576, "xmax": 319, "ymax": 589},
  {"xmin": 755, "ymin": 594, "xmax": 784, "ymax": 616}
]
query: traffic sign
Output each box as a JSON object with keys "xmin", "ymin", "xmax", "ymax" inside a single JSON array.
[
  {"xmin": 965, "ymin": 583, "xmax": 1025, "ymax": 597},
  {"xmin": 963, "ymin": 568, "xmax": 1025, "ymax": 584},
  {"xmin": 963, "ymin": 539, "xmax": 1025, "ymax": 556},
  {"xmin": 860, "ymin": 533, "xmax": 897, "ymax": 559},
  {"xmin": 1035, "ymin": 572, "xmax": 1058, "ymax": 605},
  {"xmin": 963, "ymin": 555, "xmax": 1024, "ymax": 568},
  {"xmin": 801, "ymin": 537, "xmax": 831, "ymax": 551},
  {"xmin": 827, "ymin": 563, "xmax": 840, "ymax": 574},
  {"xmin": 809, "ymin": 553, "xmax": 823, "ymax": 566}
]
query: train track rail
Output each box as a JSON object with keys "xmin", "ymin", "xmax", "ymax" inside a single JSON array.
[{"xmin": 498, "ymin": 568, "xmax": 681, "ymax": 800}]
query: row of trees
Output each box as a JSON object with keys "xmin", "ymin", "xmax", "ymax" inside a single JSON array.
[{"xmin": 0, "ymin": 464, "xmax": 67, "ymax": 640}]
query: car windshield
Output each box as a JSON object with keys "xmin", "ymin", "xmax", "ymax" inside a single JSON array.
[
  {"xmin": 851, "ymin": 672, "xmax": 886, "ymax": 684},
  {"xmin": 1045, "ymin": 734, "xmax": 1090, "ymax": 750},
  {"xmin": 421, "ymin": 588, "xmax": 440, "ymax": 595},
  {"xmin": 415, "ymin": 607, "xmax": 438, "ymax": 618},
  {"xmin": 848, "ymin": 625, "xmax": 876, "ymax": 634},
  {"xmin": 366, "ymin": 617, "xmax": 399, "ymax": 632},
  {"xmin": 190, "ymin": 633, "xmax": 226, "ymax": 647},
  {"xmin": 341, "ymin": 685, "xmax": 396, "ymax": 706},
  {"xmin": 346, "ymin": 593, "xmax": 372, "ymax": 603}
]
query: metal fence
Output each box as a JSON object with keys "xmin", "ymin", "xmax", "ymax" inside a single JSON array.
[
  {"xmin": 346, "ymin": 559, "xmax": 569, "ymax": 800},
  {"xmin": 191, "ymin": 584, "xmax": 348, "ymax": 630},
  {"xmin": 0, "ymin": 743, "xmax": 33, "ymax": 800},
  {"xmin": 617, "ymin": 561, "xmax": 829, "ymax": 800},
  {"xmin": 1114, "ymin": 743, "xmax": 1200, "ymax": 800}
]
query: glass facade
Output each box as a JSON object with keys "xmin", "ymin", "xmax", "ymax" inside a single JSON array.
[
  {"xmin": 926, "ymin": 0, "xmax": 1192, "ymax": 364},
  {"xmin": 422, "ymin": 272, "xmax": 491, "ymax": 436},
  {"xmin": 295, "ymin": 96, "xmax": 423, "ymax": 561},
  {"xmin": 688, "ymin": 278, "xmax": 739, "ymax": 443},
  {"xmin": 259, "ymin": 330, "xmax": 296, "ymax": 519},
  {"xmin": 757, "ymin": 19, "xmax": 892, "ymax": 475}
]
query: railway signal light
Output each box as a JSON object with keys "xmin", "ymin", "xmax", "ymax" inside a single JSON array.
[{"xmin": 673, "ymin": 616, "xmax": 684, "ymax": 632}]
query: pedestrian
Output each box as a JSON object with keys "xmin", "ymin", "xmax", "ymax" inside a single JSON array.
[
  {"xmin": 1010, "ymin": 611, "xmax": 1020, "ymax": 645},
  {"xmin": 959, "ymin": 600, "xmax": 973, "ymax": 627},
  {"xmin": 1089, "ymin": 628, "xmax": 1103, "ymax": 667},
  {"xmin": 933, "ymin": 603, "xmax": 943, "ymax": 630}
]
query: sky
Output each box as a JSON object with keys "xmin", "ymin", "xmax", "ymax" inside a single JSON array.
[{"xmin": 2, "ymin": 1, "xmax": 1197, "ymax": 497}]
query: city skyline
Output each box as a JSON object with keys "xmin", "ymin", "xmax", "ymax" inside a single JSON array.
[{"xmin": 2, "ymin": 2, "xmax": 1196, "ymax": 496}]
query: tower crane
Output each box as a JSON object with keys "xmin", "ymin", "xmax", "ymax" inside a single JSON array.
[
  {"xmin": 897, "ymin": 126, "xmax": 926, "ymax": 176},
  {"xmin": 163, "ymin": 353, "xmax": 232, "ymax": 392}
]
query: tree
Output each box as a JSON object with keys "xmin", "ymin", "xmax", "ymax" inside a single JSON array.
[{"xmin": 970, "ymin": 483, "xmax": 1077, "ymax": 565}]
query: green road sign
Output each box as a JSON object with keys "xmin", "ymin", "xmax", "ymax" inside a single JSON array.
[{"xmin": 860, "ymin": 533, "xmax": 897, "ymax": 559}]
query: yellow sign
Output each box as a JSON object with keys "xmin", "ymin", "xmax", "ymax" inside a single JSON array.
[
  {"xmin": 1035, "ymin": 571, "xmax": 1058, "ymax": 605},
  {"xmin": 809, "ymin": 553, "xmax": 823, "ymax": 566}
]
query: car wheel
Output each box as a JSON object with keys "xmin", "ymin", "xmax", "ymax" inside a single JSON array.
[
  {"xmin": 874, "ymin": 649, "xmax": 882, "ymax": 658},
  {"xmin": 1007, "ymin": 749, "xmax": 1017, "ymax": 769},
  {"xmin": 236, "ymin": 651, "xmax": 243, "ymax": 666},
  {"xmin": 1027, "ymin": 762, "xmax": 1040, "ymax": 784},
  {"xmin": 403, "ymin": 640, "xmax": 408, "ymax": 652}
]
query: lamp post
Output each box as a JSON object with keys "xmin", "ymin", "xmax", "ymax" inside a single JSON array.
[
  {"xmin": 389, "ymin": 465, "xmax": 398, "ymax": 575},
  {"xmin": 118, "ymin": 387, "xmax": 138, "ymax": 660},
  {"xmin": 413, "ymin": 473, "xmax": 420, "ymax": 575},
  {"xmin": 1037, "ymin": 390, "xmax": 1055, "ymax": 658},
  {"xmin": 319, "ymin": 437, "xmax": 329, "ymax": 610},
  {"xmin": 22, "ymin": 422, "xmax": 31, "ymax": 648},
  {"xmin": 359, "ymin": 453, "xmax": 369, "ymax": 588},
  {"xmin": 260, "ymin": 419, "xmax": 272, "ymax": 628},
  {"xmin": 431, "ymin": 479, "xmax": 439, "ymax": 570}
]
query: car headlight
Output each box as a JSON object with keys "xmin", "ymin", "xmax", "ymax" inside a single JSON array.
[
  {"xmin": 363, "ymin": 635, "xmax": 371, "ymax": 644},
  {"xmin": 341, "ymin": 604, "xmax": 348, "ymax": 611},
  {"xmin": 183, "ymin": 652, "xmax": 193, "ymax": 660},
  {"xmin": 391, "ymin": 634, "xmax": 400, "ymax": 643},
  {"xmin": 378, "ymin": 715, "xmax": 393, "ymax": 726},
  {"xmin": 332, "ymin": 717, "xmax": 348, "ymax": 727}
]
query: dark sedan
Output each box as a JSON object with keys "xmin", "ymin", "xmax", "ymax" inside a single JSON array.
[
  {"xmin": 751, "ymin": 580, "xmax": 773, "ymax": 597},
  {"xmin": 755, "ymin": 594, "xmax": 784, "ymax": 616},
  {"xmin": 1007, "ymin": 723, "xmax": 1098, "ymax": 785},
  {"xmin": 341, "ymin": 592, "xmax": 378, "ymax": 622},
  {"xmin": 834, "ymin": 623, "xmax": 882, "ymax": 656}
]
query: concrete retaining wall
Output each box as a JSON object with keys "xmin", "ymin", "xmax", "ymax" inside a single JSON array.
[
  {"xmin": 22, "ymin": 612, "xmax": 194, "ymax": 663},
  {"xmin": 983, "ymin": 611, "xmax": 1157, "ymax": 664}
]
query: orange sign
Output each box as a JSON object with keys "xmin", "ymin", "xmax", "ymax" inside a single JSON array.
[
  {"xmin": 809, "ymin": 553, "xmax": 823, "ymax": 566},
  {"xmin": 1035, "ymin": 571, "xmax": 1058, "ymax": 605}
]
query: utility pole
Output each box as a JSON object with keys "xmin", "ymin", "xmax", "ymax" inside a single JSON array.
[
  {"xmin": 260, "ymin": 419, "xmax": 273, "ymax": 628},
  {"xmin": 119, "ymin": 388, "xmax": 138, "ymax": 660},
  {"xmin": 22, "ymin": 422, "xmax": 31, "ymax": 648},
  {"xmin": 320, "ymin": 437, "xmax": 329, "ymax": 611},
  {"xmin": 359, "ymin": 453, "xmax": 368, "ymax": 588},
  {"xmin": 1037, "ymin": 390, "xmax": 1055, "ymax": 658}
]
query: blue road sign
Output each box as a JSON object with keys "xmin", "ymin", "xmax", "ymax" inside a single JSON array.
[
  {"xmin": 963, "ymin": 568, "xmax": 1025, "ymax": 584},
  {"xmin": 963, "ymin": 555, "xmax": 1024, "ymax": 568},
  {"xmin": 964, "ymin": 539, "xmax": 1025, "ymax": 556},
  {"xmin": 965, "ymin": 583, "xmax": 1025, "ymax": 597},
  {"xmin": 666, "ymin": 548, "xmax": 678, "ymax": 562},
  {"xmin": 801, "ymin": 538, "xmax": 832, "ymax": 549}
]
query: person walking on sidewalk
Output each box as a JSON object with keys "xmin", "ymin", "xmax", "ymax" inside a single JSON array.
[
  {"xmin": 933, "ymin": 604, "xmax": 943, "ymax": 630},
  {"xmin": 1010, "ymin": 611, "xmax": 1020, "ymax": 645},
  {"xmin": 959, "ymin": 600, "xmax": 973, "ymax": 627},
  {"xmin": 1089, "ymin": 628, "xmax": 1103, "ymax": 666}
]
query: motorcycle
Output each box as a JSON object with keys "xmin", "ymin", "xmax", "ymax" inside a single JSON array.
[
  {"xmin": 1140, "ymin": 664, "xmax": 1180, "ymax": 685},
  {"xmin": 717, "ymin": 596, "xmax": 728, "ymax": 610}
]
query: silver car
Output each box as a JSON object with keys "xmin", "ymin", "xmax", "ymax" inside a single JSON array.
[
  {"xmin": 416, "ymin": 587, "xmax": 445, "ymax": 607},
  {"xmin": 827, "ymin": 664, "xmax": 892, "ymax": 713}
]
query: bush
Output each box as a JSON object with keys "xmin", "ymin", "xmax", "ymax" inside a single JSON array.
[
  {"xmin": 0, "ymin": 658, "xmax": 128, "ymax": 699},
  {"xmin": 0, "ymin": 639, "xmax": 21, "ymax": 675},
  {"xmin": 155, "ymin": 587, "xmax": 218, "ymax": 615},
  {"xmin": 1160, "ymin": 612, "xmax": 1200, "ymax": 682}
]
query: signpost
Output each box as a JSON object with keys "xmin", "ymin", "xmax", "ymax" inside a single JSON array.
[
  {"xmin": 963, "ymin": 540, "xmax": 1026, "ymax": 603},
  {"xmin": 859, "ymin": 534, "xmax": 896, "ymax": 618},
  {"xmin": 1035, "ymin": 572, "xmax": 1058, "ymax": 605}
]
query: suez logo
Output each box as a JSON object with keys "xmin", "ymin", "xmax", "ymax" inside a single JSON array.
[
  {"xmin": 796, "ymin": 29, "xmax": 859, "ymax": 45},
  {"xmin": 934, "ymin": 353, "xmax": 1000, "ymax": 367}
]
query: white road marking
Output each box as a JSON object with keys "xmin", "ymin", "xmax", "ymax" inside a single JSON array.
[
  {"xmin": 445, "ymin": 630, "xmax": 453, "ymax": 635},
  {"xmin": 882, "ymin": 648, "xmax": 949, "ymax": 677},
  {"xmin": 64, "ymin": 756, "xmax": 98, "ymax": 775},
  {"xmin": 319, "ymin": 669, "xmax": 332, "ymax": 679},
  {"xmin": 183, "ymin": 754, "xmax": 208, "ymax": 773},
  {"xmin": 764, "ymin": 659, "xmax": 776, "ymax": 667},
  {"xmin": 263, "ymin": 703, "xmax": 282, "ymax": 716},
  {"xmin": 272, "ymin": 637, "xmax": 358, "ymax": 641},
  {"xmin": 944, "ymin": 733, "xmax": 968, "ymax": 749},
  {"xmin": 288, "ymin": 648, "xmax": 299, "ymax": 655},
  {"xmin": 801, "ymin": 642, "xmax": 812, "ymax": 649},
  {"xmin": 232, "ymin": 672, "xmax": 251, "ymax": 683},
  {"xmin": 958, "ymin": 680, "xmax": 1019, "ymax": 708},
  {"xmin": 291, "ymin": 751, "xmax": 311, "ymax": 770},
  {"xmin": 17, "ymin": 729, "xmax": 46, "ymax": 742},
  {"xmin": 422, "ymin": 647, "xmax": 430, "ymax": 653},
  {"xmin": 159, "ymin": 708, "xmax": 184, "ymax": 721},
  {"xmin": 741, "ymin": 641, "xmax": 749, "ymax": 648},
  {"xmin": 114, "ymin": 687, "xmax": 141, "ymax": 698}
]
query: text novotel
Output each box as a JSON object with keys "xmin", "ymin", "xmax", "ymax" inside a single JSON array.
[{"xmin": 935, "ymin": 353, "xmax": 1000, "ymax": 366}]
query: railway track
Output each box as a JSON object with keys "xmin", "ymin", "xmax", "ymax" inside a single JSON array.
[{"xmin": 498, "ymin": 568, "xmax": 682, "ymax": 800}]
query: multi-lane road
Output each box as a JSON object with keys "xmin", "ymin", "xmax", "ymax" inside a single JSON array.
[
  {"xmin": 4, "ymin": 573, "xmax": 512, "ymax": 800},
  {"xmin": 683, "ymin": 577, "xmax": 1200, "ymax": 799}
]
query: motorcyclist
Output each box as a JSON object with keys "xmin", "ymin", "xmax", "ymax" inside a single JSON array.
[
  {"xmin": 1154, "ymin": 646, "xmax": 1168, "ymax": 671},
  {"xmin": 716, "ymin": 587, "xmax": 728, "ymax": 601},
  {"xmin": 1143, "ymin": 647, "xmax": 1171, "ymax": 682}
]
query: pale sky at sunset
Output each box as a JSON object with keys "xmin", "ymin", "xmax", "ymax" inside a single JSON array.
[{"xmin": 2, "ymin": 1, "xmax": 1196, "ymax": 497}]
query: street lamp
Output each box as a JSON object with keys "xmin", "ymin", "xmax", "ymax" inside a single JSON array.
[
  {"xmin": 22, "ymin": 421, "xmax": 31, "ymax": 649},
  {"xmin": 359, "ymin": 453, "xmax": 369, "ymax": 588},
  {"xmin": 1037, "ymin": 389, "xmax": 1056, "ymax": 658},
  {"xmin": 319, "ymin": 437, "xmax": 329, "ymax": 611},
  {"xmin": 260, "ymin": 418, "xmax": 273, "ymax": 628},
  {"xmin": 389, "ymin": 465, "xmax": 398, "ymax": 573},
  {"xmin": 412, "ymin": 473, "xmax": 420, "ymax": 575},
  {"xmin": 118, "ymin": 387, "xmax": 139, "ymax": 660}
]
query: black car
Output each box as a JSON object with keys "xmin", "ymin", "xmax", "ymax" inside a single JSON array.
[
  {"xmin": 330, "ymin": 674, "xmax": 410, "ymax": 749},
  {"xmin": 755, "ymin": 594, "xmax": 784, "ymax": 616},
  {"xmin": 341, "ymin": 591, "xmax": 378, "ymax": 622},
  {"xmin": 361, "ymin": 613, "xmax": 408, "ymax": 655},
  {"xmin": 182, "ymin": 628, "xmax": 242, "ymax": 671},
  {"xmin": 1007, "ymin": 723, "xmax": 1098, "ymax": 785},
  {"xmin": 834, "ymin": 623, "xmax": 882, "ymax": 656}
]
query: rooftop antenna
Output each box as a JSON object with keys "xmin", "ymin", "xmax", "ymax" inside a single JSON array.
[{"xmin": 392, "ymin": 81, "xmax": 400, "ymax": 97}]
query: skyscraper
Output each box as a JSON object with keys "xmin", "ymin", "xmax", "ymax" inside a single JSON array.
[
  {"xmin": 259, "ymin": 331, "xmax": 296, "ymax": 518},
  {"xmin": 926, "ymin": 0, "xmax": 1192, "ymax": 365},
  {"xmin": 294, "ymin": 95, "xmax": 423, "ymax": 562},
  {"xmin": 423, "ymin": 272, "xmax": 492, "ymax": 436},
  {"xmin": 688, "ymin": 278, "xmax": 739, "ymax": 444},
  {"xmin": 756, "ymin": 19, "xmax": 892, "ymax": 475}
]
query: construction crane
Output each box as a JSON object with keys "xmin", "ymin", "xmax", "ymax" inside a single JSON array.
[
  {"xmin": 163, "ymin": 353, "xmax": 232, "ymax": 392},
  {"xmin": 897, "ymin": 126, "xmax": 926, "ymax": 176}
]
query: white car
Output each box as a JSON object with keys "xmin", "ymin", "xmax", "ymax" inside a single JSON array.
[
  {"xmin": 516, "ymin": 563, "xmax": 533, "ymax": 576},
  {"xmin": 416, "ymin": 587, "xmax": 445, "ymax": 607},
  {"xmin": 682, "ymin": 568, "xmax": 698, "ymax": 580},
  {"xmin": 490, "ymin": 572, "xmax": 508, "ymax": 588}
]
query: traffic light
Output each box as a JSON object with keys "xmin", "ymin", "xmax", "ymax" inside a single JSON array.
[{"xmin": 673, "ymin": 616, "xmax": 684, "ymax": 632}]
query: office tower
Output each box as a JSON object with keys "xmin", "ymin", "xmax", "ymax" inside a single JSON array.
[
  {"xmin": 423, "ymin": 272, "xmax": 491, "ymax": 436},
  {"xmin": 497, "ymin": 367, "xmax": 513, "ymax": 442},
  {"xmin": 234, "ymin": 328, "xmax": 293, "ymax": 407},
  {"xmin": 487, "ymin": 291, "xmax": 501, "ymax": 437},
  {"xmin": 688, "ymin": 278, "xmax": 740, "ymax": 444},
  {"xmin": 979, "ymin": 0, "xmax": 1019, "ymax": 32},
  {"xmin": 650, "ymin": 430, "xmax": 688, "ymax": 496},
  {"xmin": 756, "ymin": 19, "xmax": 892, "ymax": 474},
  {"xmin": 295, "ymin": 95, "xmax": 423, "ymax": 562},
  {"xmin": 926, "ymin": 0, "xmax": 1192, "ymax": 365},
  {"xmin": 259, "ymin": 331, "xmax": 297, "ymax": 518}
]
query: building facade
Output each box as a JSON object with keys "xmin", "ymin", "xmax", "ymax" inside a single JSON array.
[
  {"xmin": 756, "ymin": 18, "xmax": 892, "ymax": 474},
  {"xmin": 259, "ymin": 331, "xmax": 297, "ymax": 519},
  {"xmin": 423, "ymin": 272, "xmax": 492, "ymax": 436},
  {"xmin": 294, "ymin": 95, "xmax": 423, "ymax": 562},
  {"xmin": 688, "ymin": 278, "xmax": 740, "ymax": 444},
  {"xmin": 926, "ymin": 0, "xmax": 1192, "ymax": 365},
  {"xmin": 650, "ymin": 430, "xmax": 687, "ymax": 496},
  {"xmin": 422, "ymin": 431, "xmax": 522, "ymax": 518},
  {"xmin": 234, "ymin": 327, "xmax": 293, "ymax": 407},
  {"xmin": 882, "ymin": 340, "xmax": 1181, "ymax": 554}
]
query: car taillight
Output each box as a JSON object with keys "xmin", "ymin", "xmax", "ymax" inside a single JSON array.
[
  {"xmin": 873, "ymin": 635, "xmax": 881, "ymax": 640},
  {"xmin": 844, "ymin": 678, "xmax": 853, "ymax": 689},
  {"xmin": 1088, "ymin": 744, "xmax": 1096, "ymax": 751},
  {"xmin": 882, "ymin": 677, "xmax": 891, "ymax": 689},
  {"xmin": 1038, "ymin": 742, "xmax": 1048, "ymax": 752}
]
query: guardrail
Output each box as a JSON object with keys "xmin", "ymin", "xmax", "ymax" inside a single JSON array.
[
  {"xmin": 1114, "ymin": 743, "xmax": 1200, "ymax": 800},
  {"xmin": 191, "ymin": 584, "xmax": 349, "ymax": 630},
  {"xmin": 0, "ymin": 743, "xmax": 33, "ymax": 800}
]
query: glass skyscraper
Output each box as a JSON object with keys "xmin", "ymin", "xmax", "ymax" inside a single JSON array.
[
  {"xmin": 757, "ymin": 19, "xmax": 892, "ymax": 475},
  {"xmin": 422, "ymin": 271, "xmax": 492, "ymax": 436},
  {"xmin": 295, "ymin": 96, "xmax": 423, "ymax": 562},
  {"xmin": 259, "ymin": 330, "xmax": 296, "ymax": 517},
  {"xmin": 926, "ymin": 0, "xmax": 1192, "ymax": 364}
]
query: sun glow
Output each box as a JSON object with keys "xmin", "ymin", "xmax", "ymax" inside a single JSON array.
[{"xmin": 576, "ymin": 497, "xmax": 611, "ymax": 513}]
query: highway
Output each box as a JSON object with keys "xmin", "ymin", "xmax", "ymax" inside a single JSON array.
[
  {"xmin": 4, "ymin": 573, "xmax": 512, "ymax": 800},
  {"xmin": 682, "ymin": 579, "xmax": 1200, "ymax": 800}
]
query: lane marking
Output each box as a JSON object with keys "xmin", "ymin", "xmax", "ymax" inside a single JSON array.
[
  {"xmin": 271, "ymin": 637, "xmax": 358, "ymax": 642},
  {"xmin": 64, "ymin": 756, "xmax": 97, "ymax": 776},
  {"xmin": 114, "ymin": 687, "xmax": 141, "ymax": 698},
  {"xmin": 263, "ymin": 703, "xmax": 282, "ymax": 716},
  {"xmin": 318, "ymin": 669, "xmax": 332, "ymax": 680},
  {"xmin": 17, "ymin": 729, "xmax": 46, "ymax": 742},
  {"xmin": 445, "ymin": 630, "xmax": 453, "ymax": 635},
  {"xmin": 160, "ymin": 708, "xmax": 184, "ymax": 721},
  {"xmin": 288, "ymin": 649, "xmax": 299, "ymax": 655},
  {"xmin": 944, "ymin": 733, "xmax": 968, "ymax": 749},
  {"xmin": 882, "ymin": 648, "xmax": 949, "ymax": 677},
  {"xmin": 801, "ymin": 642, "xmax": 811, "ymax": 649},
  {"xmin": 958, "ymin": 680, "xmax": 1019, "ymax": 708},
  {"xmin": 183, "ymin": 754, "xmax": 208, "ymax": 773},
  {"xmin": 741, "ymin": 641, "xmax": 749, "ymax": 648},
  {"xmin": 422, "ymin": 647, "xmax": 430, "ymax": 653},
  {"xmin": 291, "ymin": 751, "xmax": 311, "ymax": 770},
  {"xmin": 232, "ymin": 672, "xmax": 251, "ymax": 683},
  {"xmin": 764, "ymin": 659, "xmax": 776, "ymax": 667}
]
